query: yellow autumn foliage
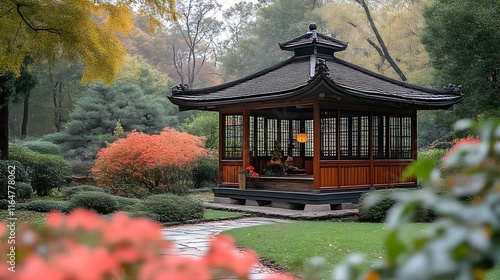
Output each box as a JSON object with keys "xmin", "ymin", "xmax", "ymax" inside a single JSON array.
[
  {"xmin": 0, "ymin": 0, "xmax": 176, "ymax": 84},
  {"xmin": 319, "ymin": 0, "xmax": 432, "ymax": 86}
]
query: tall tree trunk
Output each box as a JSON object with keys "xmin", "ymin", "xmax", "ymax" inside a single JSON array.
[
  {"xmin": 49, "ymin": 68, "xmax": 63, "ymax": 132},
  {"xmin": 21, "ymin": 89, "xmax": 31, "ymax": 138},
  {"xmin": 356, "ymin": 0, "xmax": 407, "ymax": 82},
  {"xmin": 0, "ymin": 88, "xmax": 9, "ymax": 160},
  {"xmin": 52, "ymin": 82, "xmax": 61, "ymax": 132}
]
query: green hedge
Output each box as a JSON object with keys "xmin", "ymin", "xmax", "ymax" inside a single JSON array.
[
  {"xmin": 192, "ymin": 157, "xmax": 218, "ymax": 189},
  {"xmin": 21, "ymin": 200, "xmax": 71, "ymax": 213},
  {"xmin": 125, "ymin": 211, "xmax": 160, "ymax": 221},
  {"xmin": 69, "ymin": 191, "xmax": 118, "ymax": 214},
  {"xmin": 16, "ymin": 182, "xmax": 33, "ymax": 200},
  {"xmin": 19, "ymin": 139, "xmax": 62, "ymax": 156},
  {"xmin": 0, "ymin": 199, "xmax": 10, "ymax": 209},
  {"xmin": 0, "ymin": 160, "xmax": 26, "ymax": 198},
  {"xmin": 9, "ymin": 144, "xmax": 70, "ymax": 196},
  {"xmin": 113, "ymin": 196, "xmax": 141, "ymax": 211},
  {"xmin": 359, "ymin": 189, "xmax": 433, "ymax": 223},
  {"xmin": 62, "ymin": 185, "xmax": 107, "ymax": 197},
  {"xmin": 133, "ymin": 194, "xmax": 203, "ymax": 223}
]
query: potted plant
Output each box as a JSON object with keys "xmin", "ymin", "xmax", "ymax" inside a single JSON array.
[{"xmin": 264, "ymin": 141, "xmax": 285, "ymax": 176}]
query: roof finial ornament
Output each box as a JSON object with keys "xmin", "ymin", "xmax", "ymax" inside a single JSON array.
[
  {"xmin": 171, "ymin": 84, "xmax": 189, "ymax": 95},
  {"xmin": 308, "ymin": 22, "xmax": 318, "ymax": 41},
  {"xmin": 443, "ymin": 84, "xmax": 462, "ymax": 95},
  {"xmin": 309, "ymin": 22, "xmax": 317, "ymax": 31}
]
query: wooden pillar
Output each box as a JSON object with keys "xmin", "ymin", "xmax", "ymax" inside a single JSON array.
[
  {"xmin": 369, "ymin": 111, "xmax": 374, "ymax": 187},
  {"xmin": 412, "ymin": 112, "xmax": 418, "ymax": 160},
  {"xmin": 218, "ymin": 112, "xmax": 224, "ymax": 185},
  {"xmin": 243, "ymin": 108, "xmax": 251, "ymax": 169},
  {"xmin": 313, "ymin": 101, "xmax": 321, "ymax": 190}
]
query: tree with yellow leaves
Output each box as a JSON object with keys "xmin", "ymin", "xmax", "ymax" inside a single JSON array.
[{"xmin": 0, "ymin": 0, "xmax": 176, "ymax": 159}]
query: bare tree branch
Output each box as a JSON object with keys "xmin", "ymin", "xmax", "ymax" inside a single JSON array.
[
  {"xmin": 355, "ymin": 0, "xmax": 407, "ymax": 81},
  {"xmin": 16, "ymin": 4, "xmax": 61, "ymax": 34}
]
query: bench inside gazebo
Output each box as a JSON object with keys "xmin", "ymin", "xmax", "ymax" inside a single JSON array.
[{"xmin": 169, "ymin": 23, "xmax": 463, "ymax": 210}]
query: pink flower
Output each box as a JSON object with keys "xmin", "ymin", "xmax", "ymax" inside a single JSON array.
[
  {"xmin": 15, "ymin": 255, "xmax": 65, "ymax": 280},
  {"xmin": 204, "ymin": 235, "xmax": 258, "ymax": 278},
  {"xmin": 139, "ymin": 255, "xmax": 210, "ymax": 280},
  {"xmin": 0, "ymin": 222, "xmax": 6, "ymax": 237},
  {"xmin": 45, "ymin": 211, "xmax": 65, "ymax": 228},
  {"xmin": 66, "ymin": 209, "xmax": 105, "ymax": 232}
]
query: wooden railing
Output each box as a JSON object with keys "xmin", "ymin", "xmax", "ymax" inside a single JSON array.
[{"xmin": 319, "ymin": 159, "xmax": 415, "ymax": 190}]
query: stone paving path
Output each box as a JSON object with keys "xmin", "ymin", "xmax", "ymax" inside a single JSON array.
[{"xmin": 162, "ymin": 217, "xmax": 288, "ymax": 279}]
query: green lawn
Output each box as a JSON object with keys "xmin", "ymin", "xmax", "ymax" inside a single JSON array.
[
  {"xmin": 0, "ymin": 209, "xmax": 46, "ymax": 227},
  {"xmin": 187, "ymin": 189, "xmax": 214, "ymax": 201},
  {"xmin": 224, "ymin": 221, "xmax": 500, "ymax": 279},
  {"xmin": 203, "ymin": 209, "xmax": 245, "ymax": 220}
]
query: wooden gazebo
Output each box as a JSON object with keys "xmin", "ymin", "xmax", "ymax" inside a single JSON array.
[{"xmin": 169, "ymin": 24, "xmax": 463, "ymax": 209}]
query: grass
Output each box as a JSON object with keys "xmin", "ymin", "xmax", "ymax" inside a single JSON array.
[
  {"xmin": 224, "ymin": 222, "xmax": 500, "ymax": 279},
  {"xmin": 203, "ymin": 209, "xmax": 245, "ymax": 219},
  {"xmin": 0, "ymin": 209, "xmax": 46, "ymax": 227},
  {"xmin": 187, "ymin": 189, "xmax": 214, "ymax": 201}
]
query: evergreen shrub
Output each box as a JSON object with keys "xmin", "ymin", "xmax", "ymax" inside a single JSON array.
[
  {"xmin": 0, "ymin": 160, "xmax": 26, "ymax": 198},
  {"xmin": 0, "ymin": 199, "xmax": 9, "ymax": 209},
  {"xmin": 113, "ymin": 195, "xmax": 141, "ymax": 211},
  {"xmin": 19, "ymin": 139, "xmax": 62, "ymax": 156},
  {"xmin": 22, "ymin": 200, "xmax": 71, "ymax": 212},
  {"xmin": 359, "ymin": 189, "xmax": 433, "ymax": 222},
  {"xmin": 69, "ymin": 191, "xmax": 118, "ymax": 214},
  {"xmin": 192, "ymin": 156, "xmax": 218, "ymax": 188},
  {"xmin": 62, "ymin": 185, "xmax": 107, "ymax": 197},
  {"xmin": 16, "ymin": 182, "xmax": 33, "ymax": 200},
  {"xmin": 125, "ymin": 211, "xmax": 160, "ymax": 221},
  {"xmin": 9, "ymin": 144, "xmax": 70, "ymax": 196},
  {"xmin": 134, "ymin": 194, "xmax": 203, "ymax": 223}
]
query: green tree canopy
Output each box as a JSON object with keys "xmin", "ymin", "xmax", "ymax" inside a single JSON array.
[
  {"xmin": 181, "ymin": 111, "xmax": 219, "ymax": 150},
  {"xmin": 422, "ymin": 0, "xmax": 500, "ymax": 120},
  {"xmin": 220, "ymin": 0, "xmax": 323, "ymax": 81},
  {"xmin": 0, "ymin": 0, "xmax": 176, "ymax": 159},
  {"xmin": 46, "ymin": 81, "xmax": 177, "ymax": 160}
]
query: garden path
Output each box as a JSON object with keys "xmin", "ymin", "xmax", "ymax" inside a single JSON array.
[{"xmin": 162, "ymin": 217, "xmax": 289, "ymax": 279}]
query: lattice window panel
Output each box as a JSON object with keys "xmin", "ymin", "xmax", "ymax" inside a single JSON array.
[
  {"xmin": 223, "ymin": 115, "xmax": 243, "ymax": 159},
  {"xmin": 372, "ymin": 114, "xmax": 387, "ymax": 158},
  {"xmin": 389, "ymin": 116, "xmax": 412, "ymax": 159},
  {"xmin": 305, "ymin": 120, "xmax": 314, "ymax": 157},
  {"xmin": 281, "ymin": 120, "xmax": 290, "ymax": 157},
  {"xmin": 320, "ymin": 109, "xmax": 337, "ymax": 159},
  {"xmin": 340, "ymin": 111, "xmax": 369, "ymax": 159}
]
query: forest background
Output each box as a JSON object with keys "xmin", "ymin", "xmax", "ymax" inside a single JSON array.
[{"xmin": 3, "ymin": 0, "xmax": 499, "ymax": 164}]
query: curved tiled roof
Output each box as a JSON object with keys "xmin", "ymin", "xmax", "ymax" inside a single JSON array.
[
  {"xmin": 169, "ymin": 55, "xmax": 463, "ymax": 109},
  {"xmin": 279, "ymin": 32, "xmax": 348, "ymax": 52}
]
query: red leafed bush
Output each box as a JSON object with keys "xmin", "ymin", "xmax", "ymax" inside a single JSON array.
[
  {"xmin": 0, "ymin": 209, "xmax": 293, "ymax": 280},
  {"xmin": 442, "ymin": 135, "xmax": 480, "ymax": 161},
  {"xmin": 92, "ymin": 128, "xmax": 208, "ymax": 196}
]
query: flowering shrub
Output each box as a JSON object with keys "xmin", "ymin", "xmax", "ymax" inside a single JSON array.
[
  {"xmin": 92, "ymin": 128, "xmax": 208, "ymax": 196},
  {"xmin": 245, "ymin": 166, "xmax": 259, "ymax": 178},
  {"xmin": 0, "ymin": 209, "xmax": 292, "ymax": 280},
  {"xmin": 442, "ymin": 135, "xmax": 480, "ymax": 161}
]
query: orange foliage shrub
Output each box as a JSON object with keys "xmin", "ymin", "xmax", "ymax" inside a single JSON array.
[
  {"xmin": 442, "ymin": 135, "xmax": 480, "ymax": 161},
  {"xmin": 92, "ymin": 128, "xmax": 207, "ymax": 195},
  {"xmin": 0, "ymin": 210, "xmax": 293, "ymax": 280}
]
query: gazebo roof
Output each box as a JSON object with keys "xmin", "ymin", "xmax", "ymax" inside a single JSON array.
[{"xmin": 169, "ymin": 24, "xmax": 463, "ymax": 111}]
